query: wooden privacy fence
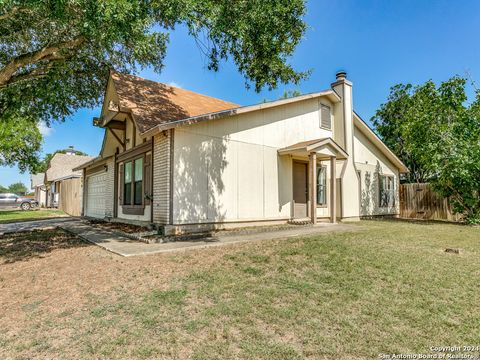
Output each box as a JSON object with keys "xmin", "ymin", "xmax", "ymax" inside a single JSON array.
[
  {"xmin": 58, "ymin": 178, "xmax": 82, "ymax": 216},
  {"xmin": 399, "ymin": 183, "xmax": 462, "ymax": 222}
]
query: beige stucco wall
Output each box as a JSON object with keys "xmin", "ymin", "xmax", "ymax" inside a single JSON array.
[
  {"xmin": 172, "ymin": 97, "xmax": 336, "ymax": 224},
  {"xmin": 102, "ymin": 128, "xmax": 123, "ymax": 157},
  {"xmin": 35, "ymin": 187, "xmax": 47, "ymax": 207},
  {"xmin": 354, "ymin": 125, "xmax": 400, "ymax": 216},
  {"xmin": 332, "ymin": 80, "xmax": 360, "ymax": 220}
]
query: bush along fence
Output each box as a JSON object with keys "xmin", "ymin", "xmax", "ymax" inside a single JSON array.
[{"xmin": 399, "ymin": 183, "xmax": 462, "ymax": 222}]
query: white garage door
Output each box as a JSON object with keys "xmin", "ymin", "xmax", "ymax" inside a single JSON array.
[{"xmin": 86, "ymin": 172, "xmax": 107, "ymax": 218}]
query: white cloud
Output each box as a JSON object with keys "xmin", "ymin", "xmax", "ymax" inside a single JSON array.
[
  {"xmin": 38, "ymin": 121, "xmax": 53, "ymax": 137},
  {"xmin": 167, "ymin": 81, "xmax": 182, "ymax": 88}
]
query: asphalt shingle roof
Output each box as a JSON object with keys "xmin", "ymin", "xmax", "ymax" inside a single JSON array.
[
  {"xmin": 45, "ymin": 153, "xmax": 93, "ymax": 182},
  {"xmin": 111, "ymin": 72, "xmax": 239, "ymax": 134}
]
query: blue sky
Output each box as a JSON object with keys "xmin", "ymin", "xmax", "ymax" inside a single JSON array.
[{"xmin": 2, "ymin": 0, "xmax": 480, "ymax": 187}]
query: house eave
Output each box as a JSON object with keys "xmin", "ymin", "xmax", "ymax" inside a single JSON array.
[
  {"xmin": 278, "ymin": 137, "xmax": 348, "ymax": 160},
  {"xmin": 72, "ymin": 155, "xmax": 114, "ymax": 171},
  {"xmin": 45, "ymin": 174, "xmax": 82, "ymax": 183}
]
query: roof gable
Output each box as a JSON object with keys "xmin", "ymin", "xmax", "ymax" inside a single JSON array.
[
  {"xmin": 45, "ymin": 153, "xmax": 93, "ymax": 182},
  {"xmin": 108, "ymin": 71, "xmax": 239, "ymax": 134},
  {"xmin": 31, "ymin": 173, "xmax": 45, "ymax": 187}
]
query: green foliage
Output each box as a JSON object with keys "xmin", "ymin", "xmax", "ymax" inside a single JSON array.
[
  {"xmin": 373, "ymin": 77, "xmax": 480, "ymax": 223},
  {"xmin": 8, "ymin": 182, "xmax": 28, "ymax": 195},
  {"xmin": 372, "ymin": 84, "xmax": 433, "ymax": 183},
  {"xmin": 0, "ymin": 185, "xmax": 7, "ymax": 193},
  {"xmin": 280, "ymin": 90, "xmax": 302, "ymax": 99},
  {"xmin": 0, "ymin": 0, "xmax": 308, "ymax": 172},
  {"xmin": 0, "ymin": 115, "xmax": 42, "ymax": 172}
]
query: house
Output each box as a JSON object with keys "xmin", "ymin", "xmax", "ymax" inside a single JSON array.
[
  {"xmin": 44, "ymin": 150, "xmax": 93, "ymax": 216},
  {"xmin": 74, "ymin": 70, "xmax": 408, "ymax": 234},
  {"xmin": 30, "ymin": 173, "xmax": 46, "ymax": 207}
]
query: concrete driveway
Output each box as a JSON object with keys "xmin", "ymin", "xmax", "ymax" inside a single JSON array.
[
  {"xmin": 1, "ymin": 217, "xmax": 362, "ymax": 257},
  {"xmin": 60, "ymin": 221, "xmax": 362, "ymax": 257}
]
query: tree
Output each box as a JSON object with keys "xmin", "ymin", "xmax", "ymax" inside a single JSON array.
[
  {"xmin": 0, "ymin": 0, "xmax": 309, "ymax": 172},
  {"xmin": 373, "ymin": 77, "xmax": 480, "ymax": 223},
  {"xmin": 8, "ymin": 182, "xmax": 28, "ymax": 195},
  {"xmin": 36, "ymin": 148, "xmax": 88, "ymax": 173},
  {"xmin": 280, "ymin": 90, "xmax": 302, "ymax": 99},
  {"xmin": 0, "ymin": 115, "xmax": 42, "ymax": 172},
  {"xmin": 0, "ymin": 185, "xmax": 7, "ymax": 193},
  {"xmin": 372, "ymin": 84, "xmax": 432, "ymax": 183}
]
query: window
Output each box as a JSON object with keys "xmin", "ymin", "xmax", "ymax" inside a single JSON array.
[
  {"xmin": 317, "ymin": 166, "xmax": 327, "ymax": 205},
  {"xmin": 134, "ymin": 158, "xmax": 143, "ymax": 205},
  {"xmin": 320, "ymin": 104, "xmax": 331, "ymax": 130},
  {"xmin": 379, "ymin": 175, "xmax": 395, "ymax": 207},
  {"xmin": 123, "ymin": 157, "xmax": 144, "ymax": 206},
  {"xmin": 124, "ymin": 161, "xmax": 132, "ymax": 205}
]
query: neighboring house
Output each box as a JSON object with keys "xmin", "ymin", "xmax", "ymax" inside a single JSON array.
[
  {"xmin": 30, "ymin": 173, "xmax": 46, "ymax": 207},
  {"xmin": 44, "ymin": 150, "xmax": 93, "ymax": 216},
  {"xmin": 74, "ymin": 70, "xmax": 408, "ymax": 234}
]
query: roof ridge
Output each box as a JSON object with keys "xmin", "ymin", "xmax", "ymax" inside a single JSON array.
[{"xmin": 111, "ymin": 71, "xmax": 239, "ymax": 107}]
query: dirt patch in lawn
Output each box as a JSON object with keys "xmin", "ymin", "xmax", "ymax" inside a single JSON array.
[
  {"xmin": 87, "ymin": 219, "xmax": 150, "ymax": 233},
  {"xmin": 0, "ymin": 228, "xmax": 239, "ymax": 358},
  {"xmin": 0, "ymin": 229, "xmax": 88, "ymax": 264}
]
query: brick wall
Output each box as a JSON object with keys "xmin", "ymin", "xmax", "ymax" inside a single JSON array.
[
  {"xmin": 152, "ymin": 132, "xmax": 171, "ymax": 224},
  {"xmin": 104, "ymin": 157, "xmax": 115, "ymax": 218}
]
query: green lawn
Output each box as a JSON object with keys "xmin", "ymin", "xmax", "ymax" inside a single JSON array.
[
  {"xmin": 0, "ymin": 209, "xmax": 67, "ymax": 223},
  {"xmin": 0, "ymin": 221, "xmax": 479, "ymax": 359}
]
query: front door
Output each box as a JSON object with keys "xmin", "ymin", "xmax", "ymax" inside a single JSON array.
[{"xmin": 293, "ymin": 161, "xmax": 308, "ymax": 218}]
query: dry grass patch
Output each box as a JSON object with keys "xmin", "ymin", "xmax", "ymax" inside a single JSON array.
[{"xmin": 0, "ymin": 221, "xmax": 479, "ymax": 359}]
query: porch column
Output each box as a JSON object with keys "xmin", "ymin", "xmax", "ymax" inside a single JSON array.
[
  {"xmin": 330, "ymin": 156, "xmax": 337, "ymax": 223},
  {"xmin": 309, "ymin": 152, "xmax": 317, "ymax": 224}
]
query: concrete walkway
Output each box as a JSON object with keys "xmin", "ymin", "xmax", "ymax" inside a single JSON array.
[
  {"xmin": 59, "ymin": 221, "xmax": 361, "ymax": 257},
  {"xmin": 0, "ymin": 217, "xmax": 79, "ymax": 235}
]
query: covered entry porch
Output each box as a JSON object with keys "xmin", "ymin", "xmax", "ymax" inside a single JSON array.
[{"xmin": 278, "ymin": 138, "xmax": 348, "ymax": 224}]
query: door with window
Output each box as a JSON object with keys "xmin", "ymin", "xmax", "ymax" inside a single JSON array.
[{"xmin": 293, "ymin": 161, "xmax": 308, "ymax": 218}]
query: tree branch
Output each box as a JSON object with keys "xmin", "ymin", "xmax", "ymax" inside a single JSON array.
[
  {"xmin": 0, "ymin": 60, "xmax": 60, "ymax": 88},
  {"xmin": 0, "ymin": 6, "xmax": 19, "ymax": 22},
  {"xmin": 0, "ymin": 36, "xmax": 85, "ymax": 87}
]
